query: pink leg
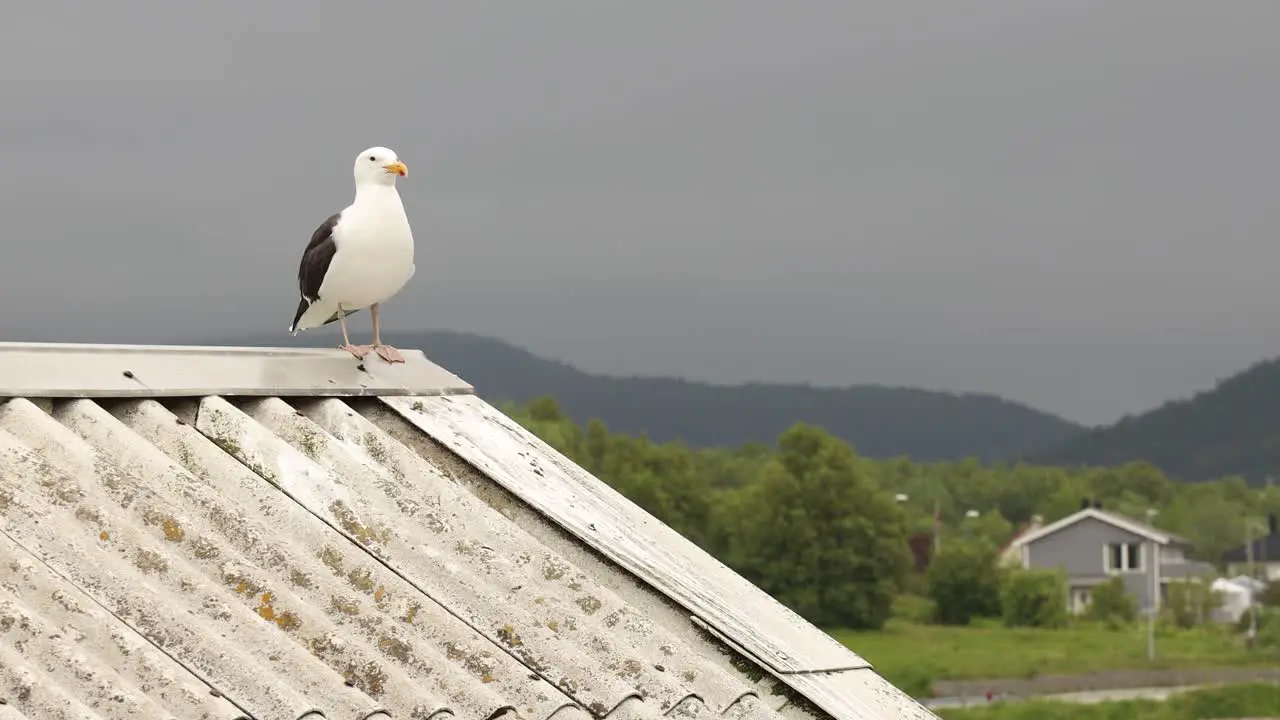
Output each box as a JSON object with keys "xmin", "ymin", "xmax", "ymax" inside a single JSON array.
[
  {"xmin": 337, "ymin": 310, "xmax": 371, "ymax": 359},
  {"xmin": 371, "ymin": 303, "xmax": 405, "ymax": 363}
]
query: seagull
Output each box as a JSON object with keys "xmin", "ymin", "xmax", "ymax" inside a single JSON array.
[{"xmin": 289, "ymin": 146, "xmax": 416, "ymax": 363}]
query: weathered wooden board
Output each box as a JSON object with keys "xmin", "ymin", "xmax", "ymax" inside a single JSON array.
[
  {"xmin": 689, "ymin": 619, "xmax": 938, "ymax": 720},
  {"xmin": 382, "ymin": 394, "xmax": 871, "ymax": 676}
]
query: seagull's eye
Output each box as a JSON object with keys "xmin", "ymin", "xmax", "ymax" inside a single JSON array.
[{"xmin": 369, "ymin": 156, "xmax": 377, "ymax": 162}]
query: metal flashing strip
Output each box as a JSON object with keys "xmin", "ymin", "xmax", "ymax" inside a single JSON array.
[{"xmin": 0, "ymin": 341, "xmax": 474, "ymax": 398}]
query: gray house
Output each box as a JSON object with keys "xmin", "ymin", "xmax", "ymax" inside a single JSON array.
[{"xmin": 1007, "ymin": 502, "xmax": 1215, "ymax": 615}]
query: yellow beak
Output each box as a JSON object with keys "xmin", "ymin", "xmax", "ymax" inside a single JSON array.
[{"xmin": 383, "ymin": 161, "xmax": 408, "ymax": 177}]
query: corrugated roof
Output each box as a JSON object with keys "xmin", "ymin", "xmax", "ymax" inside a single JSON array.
[{"xmin": 0, "ymin": 343, "xmax": 936, "ymax": 720}]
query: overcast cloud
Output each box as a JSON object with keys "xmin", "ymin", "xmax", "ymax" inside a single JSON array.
[{"xmin": 2, "ymin": 1, "xmax": 1277, "ymax": 425}]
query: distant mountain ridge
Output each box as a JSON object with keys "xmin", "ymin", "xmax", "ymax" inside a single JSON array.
[
  {"xmin": 220, "ymin": 329, "xmax": 1085, "ymax": 462},
  {"xmin": 1032, "ymin": 356, "xmax": 1280, "ymax": 484}
]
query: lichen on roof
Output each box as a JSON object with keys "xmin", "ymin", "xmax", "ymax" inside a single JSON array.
[{"xmin": 0, "ymin": 342, "xmax": 935, "ymax": 720}]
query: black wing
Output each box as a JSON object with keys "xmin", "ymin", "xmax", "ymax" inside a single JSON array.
[
  {"xmin": 298, "ymin": 212, "xmax": 341, "ymax": 300},
  {"xmin": 289, "ymin": 212, "xmax": 341, "ymax": 332}
]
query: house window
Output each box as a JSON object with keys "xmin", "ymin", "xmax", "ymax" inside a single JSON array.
[{"xmin": 1106, "ymin": 542, "xmax": 1143, "ymax": 572}]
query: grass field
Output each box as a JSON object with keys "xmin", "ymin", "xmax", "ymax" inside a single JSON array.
[
  {"xmin": 831, "ymin": 618, "xmax": 1275, "ymax": 697},
  {"xmin": 935, "ymin": 682, "xmax": 1280, "ymax": 719}
]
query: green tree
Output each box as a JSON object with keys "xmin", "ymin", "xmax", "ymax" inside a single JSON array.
[
  {"xmin": 734, "ymin": 424, "xmax": 911, "ymax": 629},
  {"xmin": 584, "ymin": 418, "xmax": 610, "ymax": 475},
  {"xmin": 962, "ymin": 509, "xmax": 1014, "ymax": 550},
  {"xmin": 1001, "ymin": 568, "xmax": 1068, "ymax": 629},
  {"xmin": 1158, "ymin": 486, "xmax": 1250, "ymax": 563},
  {"xmin": 926, "ymin": 540, "xmax": 1002, "ymax": 625},
  {"xmin": 499, "ymin": 396, "xmax": 1278, "ymax": 633}
]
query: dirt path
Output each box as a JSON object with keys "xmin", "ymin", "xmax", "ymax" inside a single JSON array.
[{"xmin": 925, "ymin": 683, "xmax": 1206, "ymax": 709}]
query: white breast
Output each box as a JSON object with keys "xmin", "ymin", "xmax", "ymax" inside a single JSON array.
[{"xmin": 320, "ymin": 187, "xmax": 417, "ymax": 311}]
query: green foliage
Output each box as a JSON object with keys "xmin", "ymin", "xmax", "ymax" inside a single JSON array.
[
  {"xmin": 498, "ymin": 394, "xmax": 1279, "ymax": 642},
  {"xmin": 1232, "ymin": 604, "xmax": 1266, "ymax": 634},
  {"xmin": 927, "ymin": 541, "xmax": 1002, "ymax": 625},
  {"xmin": 1000, "ymin": 569, "xmax": 1068, "ymax": 629},
  {"xmin": 728, "ymin": 424, "xmax": 912, "ymax": 629},
  {"xmin": 1164, "ymin": 580, "xmax": 1222, "ymax": 629},
  {"xmin": 1261, "ymin": 581, "xmax": 1280, "ymax": 607},
  {"xmin": 938, "ymin": 682, "xmax": 1280, "ymax": 720},
  {"xmin": 1259, "ymin": 609, "xmax": 1280, "ymax": 651},
  {"xmin": 1086, "ymin": 576, "xmax": 1137, "ymax": 628},
  {"xmin": 1241, "ymin": 606, "xmax": 1280, "ymax": 650},
  {"xmin": 891, "ymin": 593, "xmax": 938, "ymax": 625},
  {"xmin": 899, "ymin": 567, "xmax": 931, "ymax": 597},
  {"xmin": 962, "ymin": 510, "xmax": 1014, "ymax": 550}
]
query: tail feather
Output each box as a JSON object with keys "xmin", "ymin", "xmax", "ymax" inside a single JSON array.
[
  {"xmin": 289, "ymin": 297, "xmax": 312, "ymax": 335},
  {"xmin": 289, "ymin": 297, "xmax": 363, "ymax": 335}
]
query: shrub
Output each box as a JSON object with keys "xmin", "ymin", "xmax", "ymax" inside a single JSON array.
[
  {"xmin": 1232, "ymin": 604, "xmax": 1265, "ymax": 633},
  {"xmin": 1085, "ymin": 575, "xmax": 1137, "ymax": 628},
  {"xmin": 1245, "ymin": 606, "xmax": 1280, "ymax": 650},
  {"xmin": 1261, "ymin": 580, "xmax": 1280, "ymax": 607},
  {"xmin": 927, "ymin": 541, "xmax": 1002, "ymax": 626},
  {"xmin": 1164, "ymin": 579, "xmax": 1222, "ymax": 629},
  {"xmin": 1000, "ymin": 568, "xmax": 1067, "ymax": 629}
]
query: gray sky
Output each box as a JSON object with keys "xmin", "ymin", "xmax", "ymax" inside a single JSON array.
[{"xmin": 2, "ymin": 1, "xmax": 1277, "ymax": 426}]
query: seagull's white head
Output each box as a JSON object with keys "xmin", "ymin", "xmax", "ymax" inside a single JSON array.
[{"xmin": 353, "ymin": 146, "xmax": 407, "ymax": 188}]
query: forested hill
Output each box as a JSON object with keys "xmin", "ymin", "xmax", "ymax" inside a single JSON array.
[
  {"xmin": 1031, "ymin": 356, "xmax": 1280, "ymax": 483},
  {"xmin": 223, "ymin": 329, "xmax": 1082, "ymax": 462}
]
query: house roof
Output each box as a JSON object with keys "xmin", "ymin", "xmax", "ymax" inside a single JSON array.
[
  {"xmin": 1009, "ymin": 507, "xmax": 1188, "ymax": 549},
  {"xmin": 996, "ymin": 517, "xmax": 1043, "ymax": 558},
  {"xmin": 1221, "ymin": 533, "xmax": 1280, "ymax": 564},
  {"xmin": 0, "ymin": 342, "xmax": 933, "ymax": 720}
]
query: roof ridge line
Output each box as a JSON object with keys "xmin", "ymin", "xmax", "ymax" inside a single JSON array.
[{"xmin": 0, "ymin": 341, "xmax": 474, "ymax": 398}]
